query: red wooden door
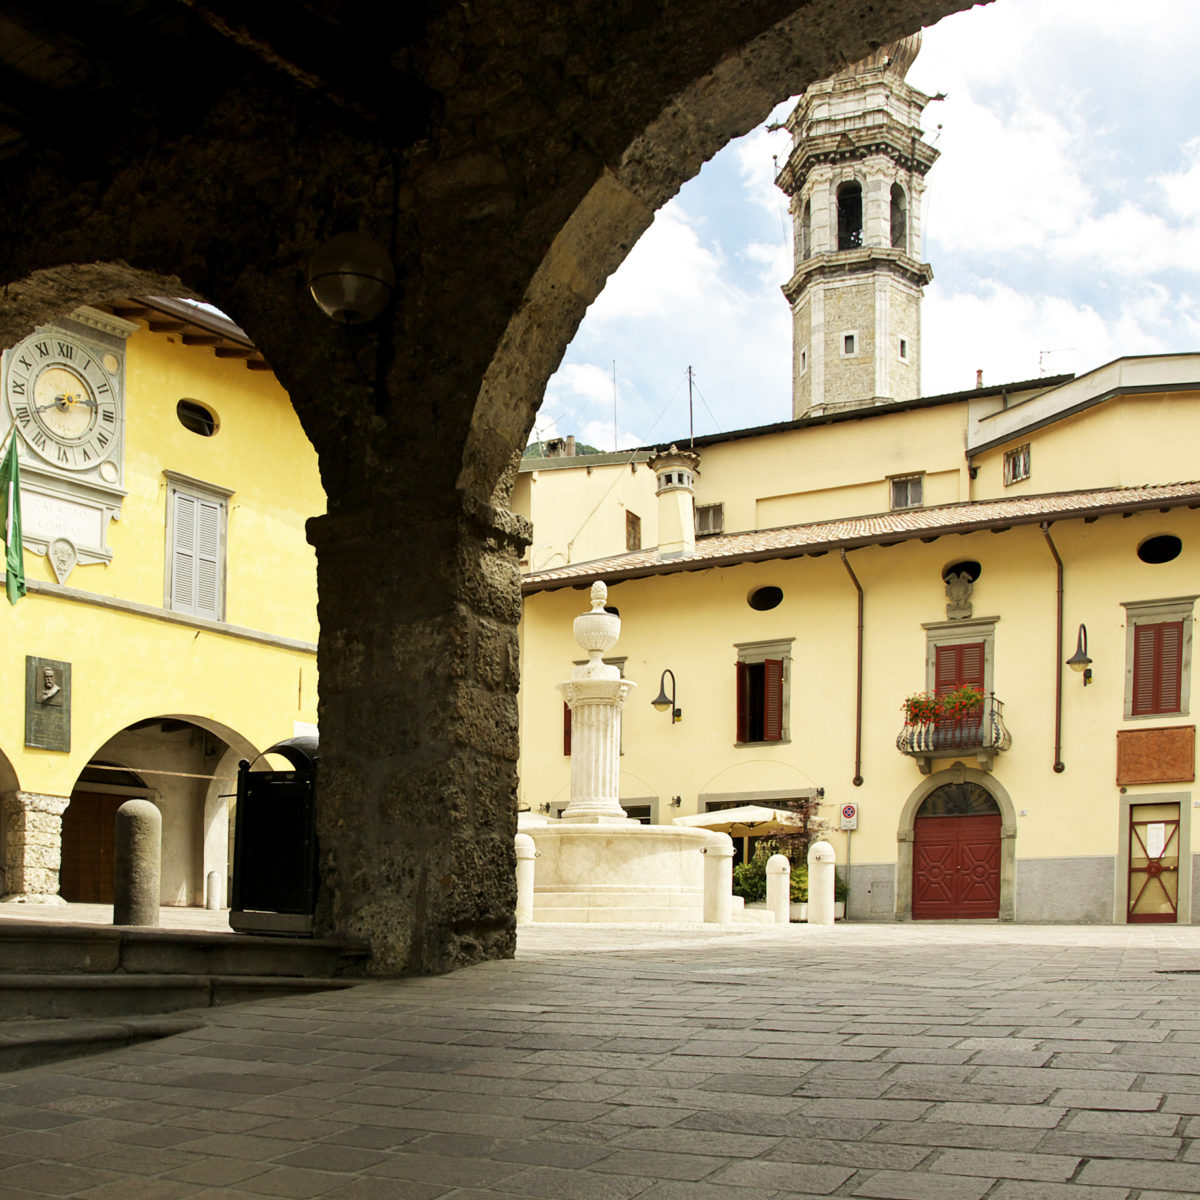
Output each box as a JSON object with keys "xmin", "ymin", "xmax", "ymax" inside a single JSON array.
[
  {"xmin": 913, "ymin": 813, "xmax": 1001, "ymax": 919},
  {"xmin": 1127, "ymin": 803, "xmax": 1180, "ymax": 923}
]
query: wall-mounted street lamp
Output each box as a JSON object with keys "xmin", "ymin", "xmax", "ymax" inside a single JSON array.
[
  {"xmin": 1066, "ymin": 623, "xmax": 1093, "ymax": 686},
  {"xmin": 651, "ymin": 669, "xmax": 681, "ymax": 723},
  {"xmin": 669, "ymin": 795, "xmax": 682, "ymax": 808}
]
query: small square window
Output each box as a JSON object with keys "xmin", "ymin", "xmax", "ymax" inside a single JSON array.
[
  {"xmin": 1003, "ymin": 444, "xmax": 1031, "ymax": 486},
  {"xmin": 842, "ymin": 332, "xmax": 857, "ymax": 356},
  {"xmin": 890, "ymin": 474, "xmax": 923, "ymax": 510},
  {"xmin": 695, "ymin": 503, "xmax": 724, "ymax": 536},
  {"xmin": 799, "ymin": 348, "xmax": 808, "ymax": 375},
  {"xmin": 899, "ymin": 337, "xmax": 909, "ymax": 362}
]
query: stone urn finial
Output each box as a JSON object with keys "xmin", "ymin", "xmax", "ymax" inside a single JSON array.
[{"xmin": 572, "ymin": 581, "xmax": 620, "ymax": 679}]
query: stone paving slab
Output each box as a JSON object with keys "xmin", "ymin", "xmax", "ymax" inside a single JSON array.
[{"xmin": 1, "ymin": 922, "xmax": 1200, "ymax": 1196}]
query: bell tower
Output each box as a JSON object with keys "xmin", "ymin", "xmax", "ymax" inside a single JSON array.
[{"xmin": 777, "ymin": 35, "xmax": 939, "ymax": 418}]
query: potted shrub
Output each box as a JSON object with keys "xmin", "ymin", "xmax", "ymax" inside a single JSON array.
[
  {"xmin": 941, "ymin": 685, "xmax": 985, "ymax": 718},
  {"xmin": 902, "ymin": 691, "xmax": 941, "ymax": 724}
]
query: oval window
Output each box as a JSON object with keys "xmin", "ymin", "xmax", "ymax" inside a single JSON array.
[
  {"xmin": 942, "ymin": 560, "xmax": 982, "ymax": 582},
  {"xmin": 1138, "ymin": 535, "xmax": 1182, "ymax": 564},
  {"xmin": 748, "ymin": 586, "xmax": 783, "ymax": 611},
  {"xmin": 177, "ymin": 399, "xmax": 218, "ymax": 436}
]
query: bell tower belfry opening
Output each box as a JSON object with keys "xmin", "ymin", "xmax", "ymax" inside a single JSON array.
[{"xmin": 777, "ymin": 34, "xmax": 939, "ymax": 418}]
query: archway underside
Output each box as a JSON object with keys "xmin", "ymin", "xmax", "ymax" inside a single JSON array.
[{"xmin": 0, "ymin": 0, "xmax": 973, "ymax": 973}]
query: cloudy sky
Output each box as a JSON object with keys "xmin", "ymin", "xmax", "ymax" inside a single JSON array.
[{"xmin": 533, "ymin": 0, "xmax": 1200, "ymax": 452}]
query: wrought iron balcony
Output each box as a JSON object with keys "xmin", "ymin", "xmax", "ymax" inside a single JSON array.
[{"xmin": 896, "ymin": 694, "xmax": 1012, "ymax": 774}]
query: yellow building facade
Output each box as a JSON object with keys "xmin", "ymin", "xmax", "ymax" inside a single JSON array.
[
  {"xmin": 516, "ymin": 357, "xmax": 1200, "ymax": 925},
  {"xmin": 0, "ymin": 301, "xmax": 323, "ymax": 909}
]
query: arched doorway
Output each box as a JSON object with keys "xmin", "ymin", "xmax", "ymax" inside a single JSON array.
[
  {"xmin": 912, "ymin": 781, "xmax": 1001, "ymax": 920},
  {"xmin": 60, "ymin": 763, "xmax": 151, "ymax": 904},
  {"xmin": 896, "ymin": 767, "xmax": 1016, "ymax": 921}
]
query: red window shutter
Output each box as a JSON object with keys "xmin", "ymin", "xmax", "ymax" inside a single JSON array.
[
  {"xmin": 935, "ymin": 642, "xmax": 985, "ymax": 694},
  {"xmin": 1133, "ymin": 621, "xmax": 1184, "ymax": 715},
  {"xmin": 563, "ymin": 702, "xmax": 572, "ymax": 755},
  {"xmin": 736, "ymin": 661, "xmax": 748, "ymax": 743},
  {"xmin": 763, "ymin": 659, "xmax": 784, "ymax": 741}
]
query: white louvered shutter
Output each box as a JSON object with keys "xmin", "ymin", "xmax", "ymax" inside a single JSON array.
[
  {"xmin": 195, "ymin": 498, "xmax": 222, "ymax": 619},
  {"xmin": 172, "ymin": 492, "xmax": 196, "ymax": 612}
]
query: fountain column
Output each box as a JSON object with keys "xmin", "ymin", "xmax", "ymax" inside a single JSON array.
[{"xmin": 558, "ymin": 581, "xmax": 636, "ymax": 824}]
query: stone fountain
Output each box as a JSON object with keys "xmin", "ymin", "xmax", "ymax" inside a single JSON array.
[{"xmin": 519, "ymin": 582, "xmax": 731, "ymax": 923}]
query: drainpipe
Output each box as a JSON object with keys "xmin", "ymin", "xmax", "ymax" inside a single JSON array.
[
  {"xmin": 1041, "ymin": 523, "xmax": 1066, "ymax": 773},
  {"xmin": 840, "ymin": 550, "xmax": 865, "ymax": 787}
]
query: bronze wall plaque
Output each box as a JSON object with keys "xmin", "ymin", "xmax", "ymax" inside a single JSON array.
[
  {"xmin": 25, "ymin": 656, "xmax": 71, "ymax": 752},
  {"xmin": 1116, "ymin": 725, "xmax": 1195, "ymax": 786}
]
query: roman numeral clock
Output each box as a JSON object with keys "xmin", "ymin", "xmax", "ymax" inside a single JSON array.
[{"xmin": 2, "ymin": 309, "xmax": 137, "ymax": 583}]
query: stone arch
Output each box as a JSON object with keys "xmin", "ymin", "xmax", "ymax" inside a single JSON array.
[
  {"xmin": 0, "ymin": 0, "xmax": 977, "ymax": 971},
  {"xmin": 64, "ymin": 715, "xmax": 259, "ymax": 907},
  {"xmin": 895, "ymin": 765, "xmax": 1017, "ymax": 922}
]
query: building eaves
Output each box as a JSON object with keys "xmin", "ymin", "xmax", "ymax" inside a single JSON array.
[
  {"xmin": 522, "ymin": 482, "xmax": 1200, "ymax": 594},
  {"xmin": 630, "ymin": 373, "xmax": 1074, "ymax": 455}
]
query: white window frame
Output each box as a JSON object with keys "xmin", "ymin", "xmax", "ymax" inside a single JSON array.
[
  {"xmin": 695, "ymin": 502, "xmax": 725, "ymax": 536},
  {"xmin": 1003, "ymin": 444, "xmax": 1031, "ymax": 486},
  {"xmin": 841, "ymin": 331, "xmax": 859, "ymax": 358},
  {"xmin": 799, "ymin": 347, "xmax": 808, "ymax": 376},
  {"xmin": 898, "ymin": 337, "xmax": 910, "ymax": 363},
  {"xmin": 164, "ymin": 471, "xmax": 233, "ymax": 621},
  {"xmin": 889, "ymin": 473, "xmax": 924, "ymax": 510}
]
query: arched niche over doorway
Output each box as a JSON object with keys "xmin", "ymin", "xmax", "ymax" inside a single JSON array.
[
  {"xmin": 64, "ymin": 716, "xmax": 258, "ymax": 908},
  {"xmin": 896, "ymin": 766, "xmax": 1016, "ymax": 922}
]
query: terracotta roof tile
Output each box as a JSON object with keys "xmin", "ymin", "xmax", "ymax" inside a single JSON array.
[{"xmin": 522, "ymin": 482, "xmax": 1200, "ymax": 593}]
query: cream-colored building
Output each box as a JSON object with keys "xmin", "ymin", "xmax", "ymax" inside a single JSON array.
[
  {"xmin": 0, "ymin": 300, "xmax": 322, "ymax": 908},
  {"xmin": 514, "ymin": 39, "xmax": 1200, "ymax": 925},
  {"xmin": 516, "ymin": 357, "xmax": 1200, "ymax": 924}
]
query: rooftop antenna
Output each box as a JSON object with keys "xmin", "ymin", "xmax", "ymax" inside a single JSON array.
[
  {"xmin": 687, "ymin": 365, "xmax": 695, "ymax": 448},
  {"xmin": 1038, "ymin": 348, "xmax": 1073, "ymax": 375},
  {"xmin": 612, "ymin": 359, "xmax": 618, "ymax": 451}
]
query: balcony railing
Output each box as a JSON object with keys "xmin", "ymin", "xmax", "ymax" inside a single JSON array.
[{"xmin": 896, "ymin": 694, "xmax": 1012, "ymax": 774}]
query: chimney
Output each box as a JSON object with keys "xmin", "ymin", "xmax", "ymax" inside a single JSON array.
[
  {"xmin": 566, "ymin": 434, "xmax": 576, "ymax": 457},
  {"xmin": 649, "ymin": 445, "xmax": 701, "ymax": 559},
  {"xmin": 975, "ymin": 369, "xmax": 984, "ymax": 389}
]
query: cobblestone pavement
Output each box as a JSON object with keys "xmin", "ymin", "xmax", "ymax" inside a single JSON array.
[{"xmin": 1, "ymin": 921, "xmax": 1200, "ymax": 1198}]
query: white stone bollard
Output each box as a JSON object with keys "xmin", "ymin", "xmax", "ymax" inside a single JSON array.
[
  {"xmin": 514, "ymin": 833, "xmax": 536, "ymax": 924},
  {"xmin": 205, "ymin": 870, "xmax": 223, "ymax": 911},
  {"xmin": 766, "ymin": 853, "xmax": 791, "ymax": 924},
  {"xmin": 807, "ymin": 840, "xmax": 837, "ymax": 927},
  {"xmin": 702, "ymin": 835, "xmax": 734, "ymax": 923}
]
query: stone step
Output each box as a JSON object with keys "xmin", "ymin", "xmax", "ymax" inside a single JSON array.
[
  {"xmin": 0, "ymin": 1013, "xmax": 206, "ymax": 1074},
  {"xmin": 0, "ymin": 921, "xmax": 369, "ymax": 978},
  {"xmin": 0, "ymin": 973, "xmax": 359, "ymax": 1022}
]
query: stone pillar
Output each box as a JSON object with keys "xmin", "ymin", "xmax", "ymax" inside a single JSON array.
[
  {"xmin": 702, "ymin": 836, "xmax": 735, "ymax": 923},
  {"xmin": 114, "ymin": 799, "xmax": 161, "ymax": 927},
  {"xmin": 766, "ymin": 853, "xmax": 790, "ymax": 924},
  {"xmin": 514, "ymin": 833, "xmax": 536, "ymax": 924},
  {"xmin": 0, "ymin": 791, "xmax": 70, "ymax": 905},
  {"xmin": 307, "ymin": 493, "xmax": 528, "ymax": 976},
  {"xmin": 558, "ymin": 581, "xmax": 636, "ymax": 823},
  {"xmin": 808, "ymin": 839, "xmax": 837, "ymax": 927}
]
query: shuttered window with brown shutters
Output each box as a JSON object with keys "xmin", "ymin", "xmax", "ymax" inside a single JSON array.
[
  {"xmin": 736, "ymin": 658, "xmax": 784, "ymax": 743},
  {"xmin": 934, "ymin": 642, "xmax": 986, "ymax": 695},
  {"xmin": 1132, "ymin": 620, "xmax": 1184, "ymax": 715}
]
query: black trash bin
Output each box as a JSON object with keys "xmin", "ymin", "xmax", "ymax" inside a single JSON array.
[{"xmin": 230, "ymin": 735, "xmax": 319, "ymax": 935}]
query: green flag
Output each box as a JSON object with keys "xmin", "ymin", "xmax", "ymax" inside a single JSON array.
[{"xmin": 0, "ymin": 436, "xmax": 25, "ymax": 605}]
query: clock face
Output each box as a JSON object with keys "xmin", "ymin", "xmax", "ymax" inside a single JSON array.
[{"xmin": 5, "ymin": 332, "xmax": 120, "ymax": 470}]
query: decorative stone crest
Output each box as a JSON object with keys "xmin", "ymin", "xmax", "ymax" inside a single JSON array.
[
  {"xmin": 945, "ymin": 570, "xmax": 974, "ymax": 620},
  {"xmin": 48, "ymin": 537, "xmax": 77, "ymax": 584}
]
